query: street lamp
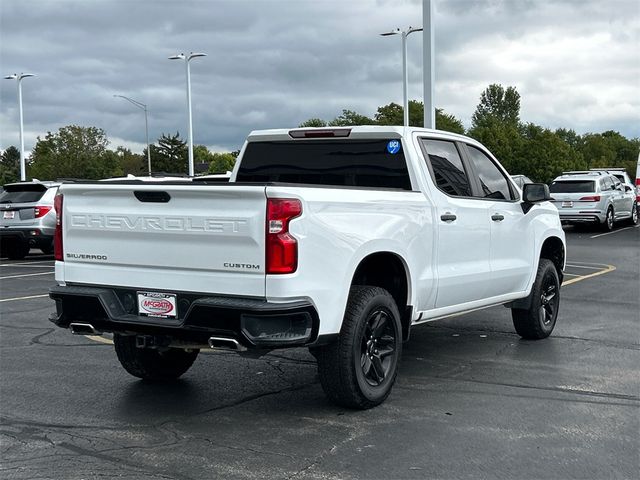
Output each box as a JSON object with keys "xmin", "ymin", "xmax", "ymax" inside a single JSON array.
[
  {"xmin": 4, "ymin": 73, "xmax": 35, "ymax": 181},
  {"xmin": 114, "ymin": 94, "xmax": 151, "ymax": 175},
  {"xmin": 380, "ymin": 27, "xmax": 423, "ymax": 127},
  {"xmin": 169, "ymin": 52, "xmax": 207, "ymax": 177}
]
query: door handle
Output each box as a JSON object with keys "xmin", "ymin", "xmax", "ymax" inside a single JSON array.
[
  {"xmin": 440, "ymin": 213, "xmax": 457, "ymax": 222},
  {"xmin": 491, "ymin": 213, "xmax": 505, "ymax": 222}
]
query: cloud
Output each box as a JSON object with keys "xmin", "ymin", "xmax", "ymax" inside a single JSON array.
[{"xmin": 1, "ymin": 0, "xmax": 638, "ymax": 156}]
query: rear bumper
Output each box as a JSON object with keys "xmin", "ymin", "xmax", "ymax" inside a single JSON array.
[
  {"xmin": 559, "ymin": 214, "xmax": 603, "ymax": 224},
  {"xmin": 0, "ymin": 227, "xmax": 53, "ymax": 248},
  {"xmin": 49, "ymin": 284, "xmax": 322, "ymax": 349}
]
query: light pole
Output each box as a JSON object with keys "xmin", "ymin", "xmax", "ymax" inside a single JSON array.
[
  {"xmin": 114, "ymin": 94, "xmax": 151, "ymax": 175},
  {"xmin": 169, "ymin": 52, "xmax": 207, "ymax": 177},
  {"xmin": 4, "ymin": 73, "xmax": 35, "ymax": 181},
  {"xmin": 423, "ymin": 0, "xmax": 435, "ymax": 129},
  {"xmin": 380, "ymin": 27, "xmax": 422, "ymax": 127}
]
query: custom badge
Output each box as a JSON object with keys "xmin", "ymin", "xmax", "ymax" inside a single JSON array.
[{"xmin": 387, "ymin": 140, "xmax": 401, "ymax": 154}]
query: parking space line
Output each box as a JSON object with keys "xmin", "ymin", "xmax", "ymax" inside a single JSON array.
[
  {"xmin": 0, "ymin": 272, "xmax": 54, "ymax": 280},
  {"xmin": 591, "ymin": 225, "xmax": 640, "ymax": 239},
  {"xmin": 563, "ymin": 264, "xmax": 616, "ymax": 286},
  {"xmin": 0, "ymin": 294, "xmax": 49, "ymax": 303},
  {"xmin": 565, "ymin": 264, "xmax": 607, "ymax": 270},
  {"xmin": 0, "ymin": 260, "xmax": 55, "ymax": 267},
  {"xmin": 0, "ymin": 264, "xmax": 56, "ymax": 269}
]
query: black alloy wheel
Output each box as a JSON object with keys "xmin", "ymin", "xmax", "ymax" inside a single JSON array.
[
  {"xmin": 538, "ymin": 274, "xmax": 558, "ymax": 328},
  {"xmin": 360, "ymin": 310, "xmax": 397, "ymax": 387}
]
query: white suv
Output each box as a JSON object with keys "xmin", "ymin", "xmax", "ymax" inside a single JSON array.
[{"xmin": 550, "ymin": 171, "xmax": 637, "ymax": 230}]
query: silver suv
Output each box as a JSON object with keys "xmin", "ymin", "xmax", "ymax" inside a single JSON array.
[
  {"xmin": 0, "ymin": 181, "xmax": 60, "ymax": 259},
  {"xmin": 550, "ymin": 171, "xmax": 637, "ymax": 230}
]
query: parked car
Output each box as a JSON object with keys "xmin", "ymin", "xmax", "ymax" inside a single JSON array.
[
  {"xmin": 49, "ymin": 126, "xmax": 566, "ymax": 409},
  {"xmin": 0, "ymin": 180, "xmax": 61, "ymax": 259},
  {"xmin": 636, "ymin": 154, "xmax": 640, "ymax": 214},
  {"xmin": 550, "ymin": 171, "xmax": 637, "ymax": 230},
  {"xmin": 511, "ymin": 174, "xmax": 533, "ymax": 190}
]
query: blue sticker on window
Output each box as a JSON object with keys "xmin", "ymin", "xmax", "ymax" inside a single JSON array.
[{"xmin": 387, "ymin": 140, "xmax": 401, "ymax": 154}]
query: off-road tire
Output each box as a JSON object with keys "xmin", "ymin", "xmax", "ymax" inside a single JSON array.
[
  {"xmin": 316, "ymin": 286, "xmax": 402, "ymax": 409},
  {"xmin": 113, "ymin": 334, "xmax": 199, "ymax": 381},
  {"xmin": 512, "ymin": 258, "xmax": 560, "ymax": 340}
]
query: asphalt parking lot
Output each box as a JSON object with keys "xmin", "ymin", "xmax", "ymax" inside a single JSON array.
[{"xmin": 1, "ymin": 225, "xmax": 638, "ymax": 480}]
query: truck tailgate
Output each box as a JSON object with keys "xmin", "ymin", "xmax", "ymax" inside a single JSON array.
[{"xmin": 57, "ymin": 183, "xmax": 267, "ymax": 297}]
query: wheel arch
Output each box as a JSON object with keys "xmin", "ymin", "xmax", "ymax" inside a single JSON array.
[
  {"xmin": 539, "ymin": 235, "xmax": 565, "ymax": 284},
  {"xmin": 350, "ymin": 251, "xmax": 413, "ymax": 341}
]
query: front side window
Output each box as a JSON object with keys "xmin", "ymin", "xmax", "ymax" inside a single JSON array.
[
  {"xmin": 420, "ymin": 139, "xmax": 472, "ymax": 197},
  {"xmin": 466, "ymin": 146, "xmax": 515, "ymax": 200}
]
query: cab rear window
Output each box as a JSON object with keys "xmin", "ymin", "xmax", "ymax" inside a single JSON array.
[
  {"xmin": 549, "ymin": 180, "xmax": 595, "ymax": 193},
  {"xmin": 236, "ymin": 139, "xmax": 412, "ymax": 190}
]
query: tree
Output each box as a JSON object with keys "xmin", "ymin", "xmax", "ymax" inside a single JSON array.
[
  {"xmin": 1, "ymin": 146, "xmax": 20, "ymax": 184},
  {"xmin": 328, "ymin": 109, "xmax": 375, "ymax": 126},
  {"xmin": 114, "ymin": 146, "xmax": 145, "ymax": 176},
  {"xmin": 435, "ymin": 108, "xmax": 465, "ymax": 135},
  {"xmin": 208, "ymin": 152, "xmax": 236, "ymax": 174},
  {"xmin": 515, "ymin": 124, "xmax": 585, "ymax": 183},
  {"xmin": 29, "ymin": 125, "xmax": 119, "ymax": 180},
  {"xmin": 299, "ymin": 118, "xmax": 327, "ymax": 128},
  {"xmin": 149, "ymin": 132, "xmax": 187, "ymax": 174},
  {"xmin": 471, "ymin": 84, "xmax": 521, "ymax": 128}
]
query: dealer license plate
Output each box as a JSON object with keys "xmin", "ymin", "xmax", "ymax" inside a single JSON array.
[
  {"xmin": 137, "ymin": 292, "xmax": 177, "ymax": 318},
  {"xmin": 3, "ymin": 211, "xmax": 15, "ymax": 219},
  {"xmin": 561, "ymin": 201, "xmax": 573, "ymax": 208}
]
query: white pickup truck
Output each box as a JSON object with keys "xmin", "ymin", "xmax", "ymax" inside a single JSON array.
[{"xmin": 49, "ymin": 126, "xmax": 566, "ymax": 409}]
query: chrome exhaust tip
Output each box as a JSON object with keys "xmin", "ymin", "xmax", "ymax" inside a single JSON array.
[
  {"xmin": 208, "ymin": 336, "xmax": 247, "ymax": 352},
  {"xmin": 69, "ymin": 323, "xmax": 102, "ymax": 335}
]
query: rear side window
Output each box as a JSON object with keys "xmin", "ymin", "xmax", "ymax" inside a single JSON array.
[
  {"xmin": 420, "ymin": 139, "xmax": 472, "ymax": 197},
  {"xmin": 549, "ymin": 181, "xmax": 595, "ymax": 193},
  {"xmin": 236, "ymin": 139, "xmax": 412, "ymax": 190},
  {"xmin": 0, "ymin": 185, "xmax": 47, "ymax": 204}
]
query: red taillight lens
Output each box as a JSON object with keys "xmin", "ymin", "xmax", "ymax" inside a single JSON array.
[
  {"xmin": 579, "ymin": 195, "xmax": 601, "ymax": 202},
  {"xmin": 34, "ymin": 206, "xmax": 53, "ymax": 218},
  {"xmin": 54, "ymin": 194, "xmax": 63, "ymax": 261},
  {"xmin": 266, "ymin": 198, "xmax": 302, "ymax": 274}
]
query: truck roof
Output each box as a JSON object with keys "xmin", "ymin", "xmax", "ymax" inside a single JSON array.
[{"xmin": 247, "ymin": 125, "xmax": 480, "ymax": 147}]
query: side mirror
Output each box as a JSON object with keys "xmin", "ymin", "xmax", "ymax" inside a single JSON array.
[
  {"xmin": 523, "ymin": 183, "xmax": 551, "ymax": 203},
  {"xmin": 522, "ymin": 183, "xmax": 551, "ymax": 213}
]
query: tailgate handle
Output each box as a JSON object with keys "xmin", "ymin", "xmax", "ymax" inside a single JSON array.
[{"xmin": 134, "ymin": 191, "xmax": 171, "ymax": 203}]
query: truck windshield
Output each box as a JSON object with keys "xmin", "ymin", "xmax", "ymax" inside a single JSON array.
[
  {"xmin": 549, "ymin": 180, "xmax": 595, "ymax": 193},
  {"xmin": 236, "ymin": 139, "xmax": 412, "ymax": 190}
]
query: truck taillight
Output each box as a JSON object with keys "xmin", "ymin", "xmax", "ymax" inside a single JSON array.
[
  {"xmin": 266, "ymin": 198, "xmax": 302, "ymax": 274},
  {"xmin": 54, "ymin": 194, "xmax": 63, "ymax": 261},
  {"xmin": 34, "ymin": 206, "xmax": 52, "ymax": 218}
]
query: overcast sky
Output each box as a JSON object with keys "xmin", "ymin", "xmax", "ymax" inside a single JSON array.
[{"xmin": 1, "ymin": 0, "xmax": 639, "ymax": 155}]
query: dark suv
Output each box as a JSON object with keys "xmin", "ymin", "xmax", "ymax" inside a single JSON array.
[{"xmin": 0, "ymin": 181, "xmax": 60, "ymax": 259}]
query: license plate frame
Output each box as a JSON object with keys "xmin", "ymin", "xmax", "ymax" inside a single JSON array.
[
  {"xmin": 137, "ymin": 291, "xmax": 178, "ymax": 318},
  {"xmin": 561, "ymin": 201, "xmax": 573, "ymax": 208}
]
